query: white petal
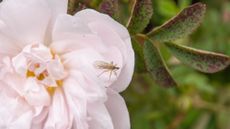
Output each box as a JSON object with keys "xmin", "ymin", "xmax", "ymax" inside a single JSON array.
[
  {"xmin": 52, "ymin": 10, "xmax": 135, "ymax": 92},
  {"xmin": 88, "ymin": 21, "xmax": 127, "ymax": 61},
  {"xmin": 105, "ymin": 89, "xmax": 130, "ymax": 129},
  {"xmin": 109, "ymin": 47, "xmax": 134, "ymax": 92},
  {"xmin": 68, "ymin": 70, "xmax": 107, "ymax": 103},
  {"xmin": 24, "ymin": 78, "xmax": 51, "ymax": 106},
  {"xmin": 3, "ymin": 73, "xmax": 26, "ymax": 96},
  {"xmin": 12, "ymin": 52, "xmax": 28, "ymax": 77},
  {"xmin": 0, "ymin": 20, "xmax": 21, "ymax": 57},
  {"xmin": 75, "ymin": 9, "xmax": 130, "ymax": 41},
  {"xmin": 0, "ymin": 0, "xmax": 51, "ymax": 44},
  {"xmin": 88, "ymin": 22, "xmax": 134, "ymax": 92},
  {"xmin": 46, "ymin": 0, "xmax": 67, "ymax": 16},
  {"xmin": 31, "ymin": 107, "xmax": 49, "ymax": 129},
  {"xmin": 63, "ymin": 77, "xmax": 88, "ymax": 129},
  {"xmin": 0, "ymin": 93, "xmax": 18, "ymax": 126},
  {"xmin": 44, "ymin": 88, "xmax": 72, "ymax": 129},
  {"xmin": 0, "ymin": 57, "xmax": 14, "ymax": 80},
  {"xmin": 52, "ymin": 14, "xmax": 91, "ymax": 41},
  {"xmin": 10, "ymin": 110, "xmax": 33, "ymax": 129},
  {"xmin": 88, "ymin": 103, "xmax": 114, "ymax": 129},
  {"xmin": 0, "ymin": 94, "xmax": 33, "ymax": 129},
  {"xmin": 62, "ymin": 47, "xmax": 124, "ymax": 88},
  {"xmin": 44, "ymin": 0, "xmax": 68, "ymax": 45},
  {"xmin": 51, "ymin": 14, "xmax": 105, "ymax": 54},
  {"xmin": 47, "ymin": 58, "xmax": 67, "ymax": 80}
]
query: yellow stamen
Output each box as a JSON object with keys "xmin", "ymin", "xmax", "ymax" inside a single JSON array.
[
  {"xmin": 27, "ymin": 70, "xmax": 35, "ymax": 77},
  {"xmin": 37, "ymin": 74, "xmax": 45, "ymax": 80},
  {"xmin": 56, "ymin": 80, "xmax": 63, "ymax": 87},
  {"xmin": 46, "ymin": 87, "xmax": 56, "ymax": 95},
  {"xmin": 46, "ymin": 80, "xmax": 63, "ymax": 95}
]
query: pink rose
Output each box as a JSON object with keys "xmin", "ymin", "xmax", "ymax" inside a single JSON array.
[{"xmin": 0, "ymin": 0, "xmax": 134, "ymax": 129}]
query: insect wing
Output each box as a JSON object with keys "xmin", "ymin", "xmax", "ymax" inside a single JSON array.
[{"xmin": 93, "ymin": 61, "xmax": 110, "ymax": 69}]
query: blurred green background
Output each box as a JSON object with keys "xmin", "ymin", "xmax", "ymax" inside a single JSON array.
[{"xmin": 84, "ymin": 0, "xmax": 230, "ymax": 128}]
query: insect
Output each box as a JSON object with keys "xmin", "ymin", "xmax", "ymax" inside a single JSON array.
[{"xmin": 93, "ymin": 61, "xmax": 120, "ymax": 80}]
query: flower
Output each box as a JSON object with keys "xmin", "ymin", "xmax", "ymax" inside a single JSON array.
[{"xmin": 0, "ymin": 0, "xmax": 134, "ymax": 129}]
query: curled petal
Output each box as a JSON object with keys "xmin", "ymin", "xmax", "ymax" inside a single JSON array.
[
  {"xmin": 105, "ymin": 89, "xmax": 130, "ymax": 129},
  {"xmin": 88, "ymin": 103, "xmax": 114, "ymax": 129},
  {"xmin": 44, "ymin": 88, "xmax": 72, "ymax": 129},
  {"xmin": 0, "ymin": 93, "xmax": 33, "ymax": 129},
  {"xmin": 24, "ymin": 78, "xmax": 51, "ymax": 106},
  {"xmin": 63, "ymin": 77, "xmax": 88, "ymax": 129},
  {"xmin": 75, "ymin": 9, "xmax": 130, "ymax": 41}
]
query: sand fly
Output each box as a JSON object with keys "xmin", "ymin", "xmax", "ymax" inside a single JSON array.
[{"xmin": 93, "ymin": 61, "xmax": 120, "ymax": 80}]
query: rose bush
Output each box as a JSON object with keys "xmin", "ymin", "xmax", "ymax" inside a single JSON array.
[{"xmin": 0, "ymin": 0, "xmax": 134, "ymax": 129}]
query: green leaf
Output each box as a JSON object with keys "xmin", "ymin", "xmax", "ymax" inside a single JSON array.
[
  {"xmin": 165, "ymin": 42, "xmax": 230, "ymax": 73},
  {"xmin": 132, "ymin": 38, "xmax": 146, "ymax": 73},
  {"xmin": 127, "ymin": 0, "xmax": 153, "ymax": 34},
  {"xmin": 143, "ymin": 39, "xmax": 177, "ymax": 88},
  {"xmin": 99, "ymin": 0, "xmax": 118, "ymax": 19},
  {"xmin": 148, "ymin": 2, "xmax": 206, "ymax": 42},
  {"xmin": 157, "ymin": 0, "xmax": 179, "ymax": 18}
]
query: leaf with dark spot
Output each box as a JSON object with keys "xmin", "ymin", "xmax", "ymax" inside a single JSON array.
[
  {"xmin": 165, "ymin": 42, "xmax": 230, "ymax": 73},
  {"xmin": 99, "ymin": 0, "xmax": 118, "ymax": 19},
  {"xmin": 127, "ymin": 0, "xmax": 153, "ymax": 35},
  {"xmin": 148, "ymin": 2, "xmax": 206, "ymax": 42},
  {"xmin": 144, "ymin": 39, "xmax": 177, "ymax": 88}
]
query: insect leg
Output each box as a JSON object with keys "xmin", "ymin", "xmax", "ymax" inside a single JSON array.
[
  {"xmin": 113, "ymin": 71, "xmax": 117, "ymax": 77},
  {"xmin": 109, "ymin": 70, "xmax": 113, "ymax": 81},
  {"xmin": 98, "ymin": 69, "xmax": 110, "ymax": 77}
]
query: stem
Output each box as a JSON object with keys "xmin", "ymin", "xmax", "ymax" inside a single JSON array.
[{"xmin": 68, "ymin": 0, "xmax": 77, "ymax": 15}]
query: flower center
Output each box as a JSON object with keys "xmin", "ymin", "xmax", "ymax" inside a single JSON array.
[{"xmin": 12, "ymin": 44, "xmax": 67, "ymax": 94}]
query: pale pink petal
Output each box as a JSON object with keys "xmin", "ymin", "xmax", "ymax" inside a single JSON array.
[
  {"xmin": 88, "ymin": 103, "xmax": 114, "ymax": 129},
  {"xmin": 46, "ymin": 0, "xmax": 67, "ymax": 16},
  {"xmin": 52, "ymin": 14, "xmax": 91, "ymax": 41},
  {"xmin": 47, "ymin": 58, "xmax": 67, "ymax": 80},
  {"xmin": 74, "ymin": 9, "xmax": 130, "ymax": 41},
  {"xmin": 10, "ymin": 111, "xmax": 33, "ymax": 129},
  {"xmin": 0, "ymin": 0, "xmax": 51, "ymax": 45},
  {"xmin": 44, "ymin": 0, "xmax": 68, "ymax": 45},
  {"xmin": 0, "ymin": 19, "xmax": 22, "ymax": 58},
  {"xmin": 0, "ymin": 93, "xmax": 18, "ymax": 127},
  {"xmin": 88, "ymin": 21, "xmax": 127, "ymax": 61},
  {"xmin": 0, "ymin": 81, "xmax": 18, "ymax": 98},
  {"xmin": 88, "ymin": 22, "xmax": 134, "ymax": 92},
  {"xmin": 0, "ymin": 94, "xmax": 33, "ymax": 129},
  {"xmin": 31, "ymin": 107, "xmax": 49, "ymax": 129},
  {"xmin": 52, "ymin": 10, "xmax": 135, "ymax": 92},
  {"xmin": 41, "ymin": 75, "xmax": 58, "ymax": 87},
  {"xmin": 3, "ymin": 74, "xmax": 26, "ymax": 96},
  {"xmin": 0, "ymin": 20, "xmax": 21, "ymax": 57},
  {"xmin": 50, "ymin": 36, "xmax": 106, "ymax": 55},
  {"xmin": 25, "ymin": 44, "xmax": 53, "ymax": 61},
  {"xmin": 63, "ymin": 77, "xmax": 88, "ymax": 129},
  {"xmin": 105, "ymin": 89, "xmax": 130, "ymax": 129},
  {"xmin": 62, "ymin": 48, "xmax": 123, "ymax": 87},
  {"xmin": 0, "ymin": 56, "xmax": 14, "ymax": 80},
  {"xmin": 24, "ymin": 78, "xmax": 51, "ymax": 106},
  {"xmin": 69, "ymin": 70, "xmax": 107, "ymax": 103},
  {"xmin": 12, "ymin": 52, "xmax": 28, "ymax": 77},
  {"xmin": 109, "ymin": 51, "xmax": 134, "ymax": 92},
  {"xmin": 50, "ymin": 14, "xmax": 105, "ymax": 54},
  {"xmin": 44, "ymin": 88, "xmax": 72, "ymax": 129}
]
